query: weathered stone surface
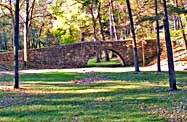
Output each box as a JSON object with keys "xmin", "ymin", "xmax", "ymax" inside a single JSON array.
[{"xmin": 0, "ymin": 40, "xmax": 158, "ymax": 69}]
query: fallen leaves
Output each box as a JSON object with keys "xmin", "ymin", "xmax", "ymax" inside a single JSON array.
[
  {"xmin": 71, "ymin": 77, "xmax": 106, "ymax": 84},
  {"xmin": 142, "ymin": 104, "xmax": 187, "ymax": 122},
  {"xmin": 71, "ymin": 71, "xmax": 106, "ymax": 84}
]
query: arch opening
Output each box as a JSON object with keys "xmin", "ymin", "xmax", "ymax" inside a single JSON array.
[{"xmin": 86, "ymin": 49, "xmax": 125, "ymax": 67}]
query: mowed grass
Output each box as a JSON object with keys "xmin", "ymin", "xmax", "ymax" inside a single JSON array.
[
  {"xmin": 0, "ymin": 71, "xmax": 187, "ymax": 122},
  {"xmin": 87, "ymin": 57, "xmax": 121, "ymax": 67}
]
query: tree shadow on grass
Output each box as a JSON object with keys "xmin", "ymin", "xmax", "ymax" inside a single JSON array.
[
  {"xmin": 0, "ymin": 71, "xmax": 186, "ymax": 121},
  {"xmin": 0, "ymin": 85, "xmax": 168, "ymax": 122}
]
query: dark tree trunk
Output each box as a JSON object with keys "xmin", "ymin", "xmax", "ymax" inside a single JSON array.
[
  {"xmin": 155, "ymin": 0, "xmax": 161, "ymax": 72},
  {"xmin": 162, "ymin": 0, "xmax": 177, "ymax": 91},
  {"xmin": 126, "ymin": 0, "xmax": 140, "ymax": 72},
  {"xmin": 4, "ymin": 33, "xmax": 8, "ymax": 50},
  {"xmin": 4, "ymin": 40, "xmax": 7, "ymax": 50},
  {"xmin": 80, "ymin": 32, "xmax": 85, "ymax": 42},
  {"xmin": 14, "ymin": 0, "xmax": 20, "ymax": 89}
]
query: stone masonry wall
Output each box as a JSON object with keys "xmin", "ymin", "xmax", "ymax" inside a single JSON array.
[{"xmin": 0, "ymin": 40, "xmax": 159, "ymax": 69}]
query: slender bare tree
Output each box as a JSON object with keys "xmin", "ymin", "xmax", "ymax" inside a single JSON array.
[
  {"xmin": 126, "ymin": 0, "xmax": 140, "ymax": 72},
  {"xmin": 23, "ymin": 0, "xmax": 29, "ymax": 68},
  {"xmin": 14, "ymin": 0, "xmax": 20, "ymax": 89},
  {"xmin": 162, "ymin": 0, "xmax": 177, "ymax": 91},
  {"xmin": 154, "ymin": 0, "xmax": 161, "ymax": 72},
  {"xmin": 97, "ymin": 2, "xmax": 110, "ymax": 61}
]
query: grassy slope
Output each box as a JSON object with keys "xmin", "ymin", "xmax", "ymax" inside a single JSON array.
[{"xmin": 0, "ymin": 71, "xmax": 186, "ymax": 122}]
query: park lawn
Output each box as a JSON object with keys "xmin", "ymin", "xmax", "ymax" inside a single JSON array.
[
  {"xmin": 87, "ymin": 57, "xmax": 121, "ymax": 67},
  {"xmin": 0, "ymin": 71, "xmax": 187, "ymax": 122}
]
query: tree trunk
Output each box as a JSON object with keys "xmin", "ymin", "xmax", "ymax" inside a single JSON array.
[
  {"xmin": 108, "ymin": 0, "xmax": 118, "ymax": 58},
  {"xmin": 28, "ymin": 0, "xmax": 36, "ymax": 28},
  {"xmin": 142, "ymin": 40, "xmax": 145, "ymax": 66},
  {"xmin": 8, "ymin": 0, "xmax": 15, "ymax": 48},
  {"xmin": 126, "ymin": 0, "xmax": 140, "ymax": 72},
  {"xmin": 23, "ymin": 0, "xmax": 29, "ymax": 68},
  {"xmin": 80, "ymin": 31, "xmax": 85, "ymax": 42},
  {"xmin": 90, "ymin": 2, "xmax": 100, "ymax": 62},
  {"xmin": 98, "ymin": 2, "xmax": 110, "ymax": 61},
  {"xmin": 155, "ymin": 0, "xmax": 161, "ymax": 72},
  {"xmin": 14, "ymin": 0, "xmax": 20, "ymax": 89},
  {"xmin": 108, "ymin": 0, "xmax": 113, "ymax": 41},
  {"xmin": 175, "ymin": 0, "xmax": 187, "ymax": 52},
  {"xmin": 4, "ymin": 39, "xmax": 8, "ymax": 50},
  {"xmin": 163, "ymin": 0, "xmax": 177, "ymax": 91},
  {"xmin": 179, "ymin": 18, "xmax": 187, "ymax": 51},
  {"xmin": 90, "ymin": 3, "xmax": 98, "ymax": 42},
  {"xmin": 110, "ymin": 0, "xmax": 118, "ymax": 41},
  {"xmin": 3, "ymin": 32, "xmax": 8, "ymax": 50}
]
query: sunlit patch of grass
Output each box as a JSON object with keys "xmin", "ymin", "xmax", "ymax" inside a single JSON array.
[
  {"xmin": 0, "ymin": 71, "xmax": 186, "ymax": 121},
  {"xmin": 87, "ymin": 57, "xmax": 121, "ymax": 67}
]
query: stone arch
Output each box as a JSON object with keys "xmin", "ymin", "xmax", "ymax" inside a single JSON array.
[
  {"xmin": 106, "ymin": 49, "xmax": 126, "ymax": 66},
  {"xmin": 84, "ymin": 48, "xmax": 126, "ymax": 67}
]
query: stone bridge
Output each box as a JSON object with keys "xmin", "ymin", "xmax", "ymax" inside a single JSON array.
[{"xmin": 0, "ymin": 40, "xmax": 158, "ymax": 69}]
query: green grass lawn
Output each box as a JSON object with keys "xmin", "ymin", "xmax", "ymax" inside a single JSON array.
[
  {"xmin": 0, "ymin": 71, "xmax": 187, "ymax": 122},
  {"xmin": 87, "ymin": 57, "xmax": 121, "ymax": 67}
]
